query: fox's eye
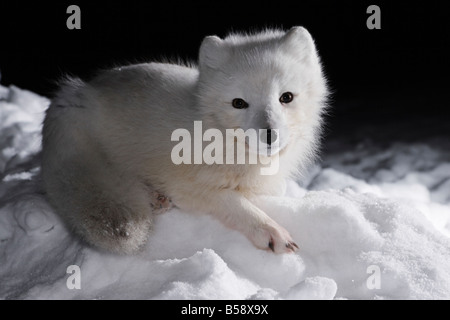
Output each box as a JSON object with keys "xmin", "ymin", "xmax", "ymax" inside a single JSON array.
[
  {"xmin": 232, "ymin": 98, "xmax": 249, "ymax": 109},
  {"xmin": 279, "ymin": 92, "xmax": 294, "ymax": 104}
]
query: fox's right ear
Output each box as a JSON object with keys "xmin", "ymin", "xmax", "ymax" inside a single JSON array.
[
  {"xmin": 199, "ymin": 35, "xmax": 226, "ymax": 69},
  {"xmin": 282, "ymin": 26, "xmax": 317, "ymax": 61}
]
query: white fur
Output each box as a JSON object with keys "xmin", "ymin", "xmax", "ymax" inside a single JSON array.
[{"xmin": 41, "ymin": 27, "xmax": 328, "ymax": 254}]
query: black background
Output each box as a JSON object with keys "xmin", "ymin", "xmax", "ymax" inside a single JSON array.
[{"xmin": 0, "ymin": 0, "xmax": 449, "ymax": 140}]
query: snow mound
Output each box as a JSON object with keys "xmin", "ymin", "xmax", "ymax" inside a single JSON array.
[{"xmin": 1, "ymin": 84, "xmax": 449, "ymax": 299}]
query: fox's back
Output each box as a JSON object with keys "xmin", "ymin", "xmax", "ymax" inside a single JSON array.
[{"xmin": 90, "ymin": 62, "xmax": 200, "ymax": 128}]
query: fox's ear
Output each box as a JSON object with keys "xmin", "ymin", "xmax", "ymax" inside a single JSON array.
[
  {"xmin": 199, "ymin": 35, "xmax": 226, "ymax": 69},
  {"xmin": 282, "ymin": 26, "xmax": 316, "ymax": 59}
]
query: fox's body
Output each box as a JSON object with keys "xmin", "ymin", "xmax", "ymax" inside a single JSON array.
[{"xmin": 41, "ymin": 27, "xmax": 327, "ymax": 254}]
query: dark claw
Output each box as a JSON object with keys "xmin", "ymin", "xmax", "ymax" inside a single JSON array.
[
  {"xmin": 286, "ymin": 242, "xmax": 299, "ymax": 251},
  {"xmin": 268, "ymin": 238, "xmax": 274, "ymax": 252}
]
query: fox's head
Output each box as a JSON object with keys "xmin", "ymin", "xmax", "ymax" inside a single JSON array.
[{"xmin": 196, "ymin": 27, "xmax": 327, "ymax": 162}]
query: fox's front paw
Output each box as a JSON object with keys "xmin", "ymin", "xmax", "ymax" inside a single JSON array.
[
  {"xmin": 150, "ymin": 191, "xmax": 173, "ymax": 214},
  {"xmin": 249, "ymin": 222, "xmax": 299, "ymax": 254}
]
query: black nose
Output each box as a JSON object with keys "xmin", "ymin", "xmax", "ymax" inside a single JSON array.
[{"xmin": 260, "ymin": 128, "xmax": 278, "ymax": 145}]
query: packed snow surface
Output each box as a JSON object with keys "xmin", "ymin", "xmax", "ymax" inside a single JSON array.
[{"xmin": 0, "ymin": 85, "xmax": 449, "ymax": 299}]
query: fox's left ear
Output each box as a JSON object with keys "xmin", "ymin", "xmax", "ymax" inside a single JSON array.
[
  {"xmin": 282, "ymin": 26, "xmax": 317, "ymax": 59},
  {"xmin": 199, "ymin": 35, "xmax": 227, "ymax": 70}
]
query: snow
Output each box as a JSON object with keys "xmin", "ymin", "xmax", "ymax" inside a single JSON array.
[{"xmin": 1, "ymin": 84, "xmax": 449, "ymax": 300}]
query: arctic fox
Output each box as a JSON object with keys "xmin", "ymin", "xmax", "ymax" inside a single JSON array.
[{"xmin": 41, "ymin": 27, "xmax": 327, "ymax": 254}]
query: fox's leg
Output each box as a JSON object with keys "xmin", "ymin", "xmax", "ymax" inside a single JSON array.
[
  {"xmin": 42, "ymin": 152, "xmax": 155, "ymax": 254},
  {"xmin": 193, "ymin": 189, "xmax": 298, "ymax": 253},
  {"xmin": 149, "ymin": 190, "xmax": 173, "ymax": 215},
  {"xmin": 78, "ymin": 190, "xmax": 153, "ymax": 254},
  {"xmin": 53, "ymin": 174, "xmax": 155, "ymax": 254}
]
